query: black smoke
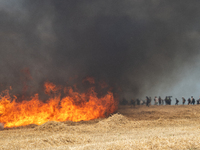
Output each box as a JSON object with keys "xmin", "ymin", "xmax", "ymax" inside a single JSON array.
[{"xmin": 1, "ymin": 0, "xmax": 200, "ymax": 100}]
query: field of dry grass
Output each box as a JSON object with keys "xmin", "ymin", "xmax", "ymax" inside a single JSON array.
[{"xmin": 1, "ymin": 105, "xmax": 200, "ymax": 150}]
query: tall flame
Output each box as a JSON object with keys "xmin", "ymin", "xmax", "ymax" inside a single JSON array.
[{"xmin": 0, "ymin": 81, "xmax": 118, "ymax": 128}]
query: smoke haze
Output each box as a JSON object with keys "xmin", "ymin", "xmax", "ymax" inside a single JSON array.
[{"xmin": 1, "ymin": 0, "xmax": 200, "ymax": 102}]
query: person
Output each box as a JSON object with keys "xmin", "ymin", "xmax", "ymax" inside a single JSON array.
[
  {"xmin": 182, "ymin": 97, "xmax": 186, "ymax": 105},
  {"xmin": 146, "ymin": 96, "xmax": 150, "ymax": 107},
  {"xmin": 121, "ymin": 98, "xmax": 128, "ymax": 105},
  {"xmin": 197, "ymin": 97, "xmax": 200, "ymax": 104},
  {"xmin": 165, "ymin": 96, "xmax": 168, "ymax": 105},
  {"xmin": 149, "ymin": 97, "xmax": 152, "ymax": 106},
  {"xmin": 175, "ymin": 98, "xmax": 179, "ymax": 105},
  {"xmin": 191, "ymin": 96, "xmax": 195, "ymax": 105},
  {"xmin": 140, "ymin": 99, "xmax": 145, "ymax": 105},
  {"xmin": 154, "ymin": 96, "xmax": 158, "ymax": 105},
  {"xmin": 130, "ymin": 99, "xmax": 135, "ymax": 107},
  {"xmin": 169, "ymin": 96, "xmax": 172, "ymax": 105},
  {"xmin": 158, "ymin": 96, "xmax": 162, "ymax": 105},
  {"xmin": 161, "ymin": 98, "xmax": 164, "ymax": 105},
  {"xmin": 165, "ymin": 96, "xmax": 172, "ymax": 105},
  {"xmin": 137, "ymin": 99, "xmax": 140, "ymax": 105},
  {"xmin": 187, "ymin": 98, "xmax": 191, "ymax": 105}
]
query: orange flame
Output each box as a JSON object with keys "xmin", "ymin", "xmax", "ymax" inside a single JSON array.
[{"xmin": 0, "ymin": 81, "xmax": 118, "ymax": 128}]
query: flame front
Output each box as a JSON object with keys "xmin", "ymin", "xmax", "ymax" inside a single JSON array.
[{"xmin": 0, "ymin": 81, "xmax": 118, "ymax": 128}]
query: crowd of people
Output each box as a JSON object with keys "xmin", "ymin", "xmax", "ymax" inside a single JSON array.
[{"xmin": 128, "ymin": 96, "xmax": 200, "ymax": 107}]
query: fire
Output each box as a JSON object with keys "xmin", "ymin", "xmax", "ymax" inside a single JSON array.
[{"xmin": 0, "ymin": 80, "xmax": 118, "ymax": 128}]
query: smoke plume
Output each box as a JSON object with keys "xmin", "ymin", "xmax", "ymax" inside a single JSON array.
[{"xmin": 1, "ymin": 0, "xmax": 200, "ymax": 101}]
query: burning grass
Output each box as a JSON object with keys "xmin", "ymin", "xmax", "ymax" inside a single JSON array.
[{"xmin": 0, "ymin": 80, "xmax": 118, "ymax": 128}]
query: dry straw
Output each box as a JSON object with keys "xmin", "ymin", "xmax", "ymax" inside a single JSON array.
[{"xmin": 1, "ymin": 105, "xmax": 200, "ymax": 149}]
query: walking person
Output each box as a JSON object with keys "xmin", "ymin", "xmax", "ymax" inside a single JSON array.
[
  {"xmin": 146, "ymin": 96, "xmax": 150, "ymax": 107},
  {"xmin": 182, "ymin": 96, "xmax": 186, "ymax": 105},
  {"xmin": 154, "ymin": 96, "xmax": 158, "ymax": 105},
  {"xmin": 165, "ymin": 96, "xmax": 168, "ymax": 105},
  {"xmin": 161, "ymin": 98, "xmax": 164, "ymax": 105},
  {"xmin": 168, "ymin": 96, "xmax": 172, "ymax": 105},
  {"xmin": 158, "ymin": 96, "xmax": 162, "ymax": 105},
  {"xmin": 175, "ymin": 98, "xmax": 179, "ymax": 105},
  {"xmin": 197, "ymin": 97, "xmax": 200, "ymax": 104},
  {"xmin": 149, "ymin": 97, "xmax": 152, "ymax": 106},
  {"xmin": 130, "ymin": 99, "xmax": 135, "ymax": 107},
  {"xmin": 187, "ymin": 98, "xmax": 191, "ymax": 105},
  {"xmin": 191, "ymin": 96, "xmax": 195, "ymax": 105},
  {"xmin": 137, "ymin": 99, "xmax": 140, "ymax": 105}
]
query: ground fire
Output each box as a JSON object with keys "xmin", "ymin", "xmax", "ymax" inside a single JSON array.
[{"xmin": 0, "ymin": 79, "xmax": 118, "ymax": 128}]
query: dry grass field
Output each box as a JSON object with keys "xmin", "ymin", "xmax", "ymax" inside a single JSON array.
[{"xmin": 1, "ymin": 105, "xmax": 200, "ymax": 150}]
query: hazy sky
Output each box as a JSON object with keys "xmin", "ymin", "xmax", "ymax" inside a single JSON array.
[{"xmin": 1, "ymin": 0, "xmax": 200, "ymax": 103}]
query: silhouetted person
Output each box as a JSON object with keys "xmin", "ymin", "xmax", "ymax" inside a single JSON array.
[
  {"xmin": 161, "ymin": 99, "xmax": 164, "ymax": 105},
  {"xmin": 165, "ymin": 96, "xmax": 168, "ymax": 105},
  {"xmin": 182, "ymin": 97, "xmax": 186, "ymax": 105},
  {"xmin": 165, "ymin": 96, "xmax": 172, "ymax": 105},
  {"xmin": 121, "ymin": 98, "xmax": 128, "ymax": 105},
  {"xmin": 191, "ymin": 96, "xmax": 195, "ymax": 105},
  {"xmin": 158, "ymin": 96, "xmax": 161, "ymax": 105},
  {"xmin": 149, "ymin": 97, "xmax": 152, "ymax": 106},
  {"xmin": 146, "ymin": 96, "xmax": 150, "ymax": 107},
  {"xmin": 169, "ymin": 96, "xmax": 172, "ymax": 105},
  {"xmin": 137, "ymin": 99, "xmax": 140, "ymax": 105},
  {"xmin": 197, "ymin": 97, "xmax": 200, "ymax": 105},
  {"xmin": 188, "ymin": 98, "xmax": 191, "ymax": 105},
  {"xmin": 175, "ymin": 98, "xmax": 179, "ymax": 105},
  {"xmin": 130, "ymin": 99, "xmax": 135, "ymax": 107}
]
